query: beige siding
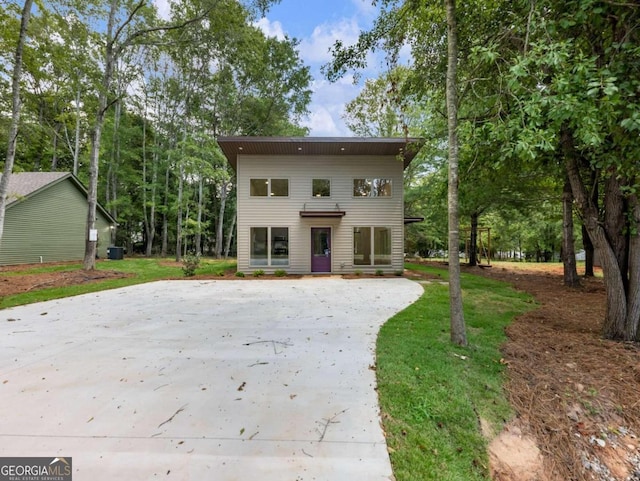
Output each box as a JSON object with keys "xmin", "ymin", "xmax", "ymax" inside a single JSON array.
[
  {"xmin": 236, "ymin": 155, "xmax": 405, "ymax": 274},
  {"xmin": 0, "ymin": 179, "xmax": 112, "ymax": 266}
]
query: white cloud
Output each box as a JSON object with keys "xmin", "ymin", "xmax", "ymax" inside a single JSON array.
[
  {"xmin": 302, "ymin": 76, "xmax": 364, "ymax": 136},
  {"xmin": 351, "ymin": 0, "xmax": 378, "ymax": 19},
  {"xmin": 154, "ymin": 0, "xmax": 171, "ymax": 20},
  {"xmin": 298, "ymin": 18, "xmax": 360, "ymax": 64},
  {"xmin": 254, "ymin": 18, "xmax": 286, "ymax": 40},
  {"xmin": 302, "ymin": 107, "xmax": 341, "ymax": 137}
]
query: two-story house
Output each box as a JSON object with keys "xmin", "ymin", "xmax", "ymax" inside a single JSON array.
[{"xmin": 217, "ymin": 137, "xmax": 423, "ymax": 275}]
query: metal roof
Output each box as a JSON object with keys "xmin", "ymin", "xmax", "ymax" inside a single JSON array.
[{"xmin": 217, "ymin": 136, "xmax": 424, "ymax": 171}]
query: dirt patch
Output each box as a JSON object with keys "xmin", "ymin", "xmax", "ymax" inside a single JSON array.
[
  {"xmin": 489, "ymin": 419, "xmax": 546, "ymax": 481},
  {"xmin": 0, "ymin": 264, "xmax": 131, "ymax": 297}
]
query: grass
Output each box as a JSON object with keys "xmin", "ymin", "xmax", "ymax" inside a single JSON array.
[
  {"xmin": 0, "ymin": 258, "xmax": 236, "ymax": 309},
  {"xmin": 377, "ymin": 263, "xmax": 537, "ymax": 480}
]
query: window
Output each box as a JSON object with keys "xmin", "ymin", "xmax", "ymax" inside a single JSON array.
[
  {"xmin": 250, "ymin": 179, "xmax": 268, "ymax": 197},
  {"xmin": 353, "ymin": 227, "xmax": 392, "ymax": 266},
  {"xmin": 353, "ymin": 227, "xmax": 371, "ymax": 265},
  {"xmin": 271, "ymin": 227, "xmax": 289, "ymax": 266},
  {"xmin": 250, "ymin": 227, "xmax": 289, "ymax": 266},
  {"xmin": 250, "ymin": 178, "xmax": 289, "ymax": 197},
  {"xmin": 271, "ymin": 179, "xmax": 289, "ymax": 197},
  {"xmin": 250, "ymin": 227, "xmax": 268, "ymax": 265},
  {"xmin": 312, "ymin": 179, "xmax": 331, "ymax": 197},
  {"xmin": 353, "ymin": 178, "xmax": 392, "ymax": 197},
  {"xmin": 373, "ymin": 227, "xmax": 392, "ymax": 265}
]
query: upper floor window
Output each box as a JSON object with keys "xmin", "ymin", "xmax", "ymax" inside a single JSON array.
[
  {"xmin": 250, "ymin": 178, "xmax": 289, "ymax": 197},
  {"xmin": 353, "ymin": 178, "xmax": 392, "ymax": 197},
  {"xmin": 312, "ymin": 179, "xmax": 331, "ymax": 197}
]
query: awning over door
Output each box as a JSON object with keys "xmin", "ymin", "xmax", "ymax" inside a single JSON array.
[
  {"xmin": 300, "ymin": 203, "xmax": 346, "ymax": 218},
  {"xmin": 300, "ymin": 211, "xmax": 346, "ymax": 218}
]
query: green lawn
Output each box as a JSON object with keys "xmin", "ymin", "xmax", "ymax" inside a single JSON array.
[
  {"xmin": 0, "ymin": 258, "xmax": 237, "ymax": 309},
  {"xmin": 377, "ymin": 262, "xmax": 537, "ymax": 480}
]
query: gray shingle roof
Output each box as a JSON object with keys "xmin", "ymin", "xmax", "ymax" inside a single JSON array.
[
  {"xmin": 1, "ymin": 172, "xmax": 70, "ymax": 205},
  {"xmin": 1, "ymin": 172, "xmax": 117, "ymax": 224}
]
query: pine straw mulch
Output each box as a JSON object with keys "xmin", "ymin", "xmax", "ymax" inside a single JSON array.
[{"xmin": 463, "ymin": 263, "xmax": 640, "ymax": 481}]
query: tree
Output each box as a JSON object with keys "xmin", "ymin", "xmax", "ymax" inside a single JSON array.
[
  {"xmin": 343, "ymin": 70, "xmax": 407, "ymax": 137},
  {"xmin": 445, "ymin": 0, "xmax": 466, "ymax": 345},
  {"xmin": 498, "ymin": 1, "xmax": 640, "ymax": 340},
  {"xmin": 0, "ymin": 0, "xmax": 34, "ymax": 246},
  {"xmin": 324, "ymin": 0, "xmax": 477, "ymax": 345}
]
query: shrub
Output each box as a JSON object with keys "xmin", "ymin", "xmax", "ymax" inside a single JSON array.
[
  {"xmin": 253, "ymin": 269, "xmax": 265, "ymax": 277},
  {"xmin": 274, "ymin": 269, "xmax": 287, "ymax": 277},
  {"xmin": 182, "ymin": 253, "xmax": 201, "ymax": 277},
  {"xmin": 375, "ymin": 269, "xmax": 384, "ymax": 276},
  {"xmin": 394, "ymin": 270, "xmax": 404, "ymax": 277},
  {"xmin": 354, "ymin": 270, "xmax": 362, "ymax": 276},
  {"xmin": 235, "ymin": 271, "xmax": 245, "ymax": 278}
]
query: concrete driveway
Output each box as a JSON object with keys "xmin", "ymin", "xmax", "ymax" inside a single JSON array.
[{"xmin": 0, "ymin": 278, "xmax": 422, "ymax": 480}]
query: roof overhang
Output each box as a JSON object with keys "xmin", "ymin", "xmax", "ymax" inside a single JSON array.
[
  {"xmin": 404, "ymin": 216, "xmax": 425, "ymax": 224},
  {"xmin": 217, "ymin": 136, "xmax": 424, "ymax": 171}
]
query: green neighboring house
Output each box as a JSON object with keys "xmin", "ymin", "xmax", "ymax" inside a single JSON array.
[{"xmin": 0, "ymin": 172, "xmax": 116, "ymax": 266}]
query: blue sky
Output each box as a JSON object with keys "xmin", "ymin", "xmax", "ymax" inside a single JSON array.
[{"xmin": 255, "ymin": 0, "xmax": 383, "ymax": 136}]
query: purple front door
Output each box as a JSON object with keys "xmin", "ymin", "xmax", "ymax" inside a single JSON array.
[{"xmin": 311, "ymin": 228, "xmax": 331, "ymax": 273}]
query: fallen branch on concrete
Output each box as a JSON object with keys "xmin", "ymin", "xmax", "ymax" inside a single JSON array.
[
  {"xmin": 158, "ymin": 404, "xmax": 187, "ymax": 429},
  {"xmin": 316, "ymin": 408, "xmax": 348, "ymax": 442},
  {"xmin": 243, "ymin": 339, "xmax": 293, "ymax": 355}
]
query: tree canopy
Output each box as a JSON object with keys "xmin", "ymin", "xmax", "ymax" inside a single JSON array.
[
  {"xmin": 325, "ymin": 0, "xmax": 639, "ymax": 341},
  {"xmin": 0, "ymin": 0, "xmax": 311, "ymax": 264}
]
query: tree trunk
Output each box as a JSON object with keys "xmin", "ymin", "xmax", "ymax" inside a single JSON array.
[
  {"xmin": 161, "ymin": 164, "xmax": 170, "ymax": 257},
  {"xmin": 34, "ymin": 101, "xmax": 44, "ymax": 171},
  {"xmin": 224, "ymin": 210, "xmax": 236, "ymax": 259},
  {"xmin": 627, "ymin": 194, "xmax": 640, "ymax": 340},
  {"xmin": 108, "ymin": 99, "xmax": 122, "ymax": 246},
  {"xmin": 110, "ymin": 170, "xmax": 118, "ymax": 245},
  {"xmin": 51, "ymin": 123, "xmax": 61, "ymax": 171},
  {"xmin": 0, "ymin": 0, "xmax": 34, "ymax": 245},
  {"xmin": 445, "ymin": 0, "xmax": 467, "ymax": 347},
  {"xmin": 562, "ymin": 177, "xmax": 580, "ymax": 287},
  {"xmin": 604, "ymin": 174, "xmax": 629, "ymax": 290},
  {"xmin": 582, "ymin": 224, "xmax": 595, "ymax": 276},
  {"xmin": 562, "ymin": 126, "xmax": 628, "ymax": 339},
  {"xmin": 175, "ymin": 162, "xmax": 184, "ymax": 262},
  {"xmin": 143, "ymin": 116, "xmax": 158, "ymax": 257},
  {"xmin": 583, "ymin": 168, "xmax": 599, "ymax": 276},
  {"xmin": 83, "ymin": 0, "xmax": 118, "ymax": 270},
  {"xmin": 215, "ymin": 180, "xmax": 228, "ymax": 259},
  {"xmin": 469, "ymin": 211, "xmax": 478, "ymax": 267},
  {"xmin": 195, "ymin": 176, "xmax": 203, "ymax": 255},
  {"xmin": 73, "ymin": 87, "xmax": 82, "ymax": 176}
]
